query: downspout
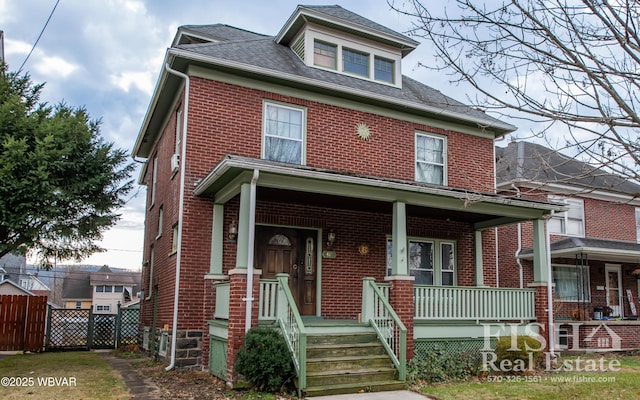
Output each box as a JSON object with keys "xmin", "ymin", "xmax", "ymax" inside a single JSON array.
[
  {"xmin": 163, "ymin": 62, "xmax": 189, "ymax": 371},
  {"xmin": 546, "ymin": 211, "xmax": 555, "ymax": 358},
  {"xmin": 511, "ymin": 184, "xmax": 523, "ymax": 289},
  {"xmin": 244, "ymin": 169, "xmax": 260, "ymax": 333}
]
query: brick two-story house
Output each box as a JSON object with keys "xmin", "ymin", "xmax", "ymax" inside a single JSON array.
[
  {"xmin": 133, "ymin": 5, "xmax": 560, "ymax": 395},
  {"xmin": 496, "ymin": 141, "xmax": 640, "ymax": 351}
]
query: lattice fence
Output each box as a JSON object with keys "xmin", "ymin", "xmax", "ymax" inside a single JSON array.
[
  {"xmin": 119, "ymin": 308, "xmax": 140, "ymax": 345},
  {"xmin": 414, "ymin": 337, "xmax": 497, "ymax": 363},
  {"xmin": 48, "ymin": 309, "xmax": 90, "ymax": 349}
]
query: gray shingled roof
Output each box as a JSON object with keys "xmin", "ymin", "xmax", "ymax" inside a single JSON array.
[
  {"xmin": 62, "ymin": 271, "xmax": 92, "ymax": 300},
  {"xmin": 174, "ymin": 32, "xmax": 502, "ymax": 127},
  {"xmin": 178, "ymin": 24, "xmax": 267, "ymax": 43},
  {"xmin": 496, "ymin": 141, "xmax": 640, "ymax": 196},
  {"xmin": 296, "ymin": 5, "xmax": 417, "ymax": 45}
]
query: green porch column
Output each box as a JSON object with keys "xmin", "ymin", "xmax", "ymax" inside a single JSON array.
[
  {"xmin": 235, "ymin": 183, "xmax": 251, "ymax": 269},
  {"xmin": 391, "ymin": 201, "xmax": 408, "ymax": 276},
  {"xmin": 209, "ymin": 203, "xmax": 224, "ymax": 275},
  {"xmin": 532, "ymin": 218, "xmax": 549, "ymax": 283},
  {"xmin": 474, "ymin": 230, "xmax": 484, "ymax": 286}
]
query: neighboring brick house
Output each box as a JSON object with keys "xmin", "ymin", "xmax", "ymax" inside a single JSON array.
[
  {"xmin": 496, "ymin": 141, "xmax": 640, "ymax": 351},
  {"xmin": 133, "ymin": 5, "xmax": 559, "ymax": 395}
]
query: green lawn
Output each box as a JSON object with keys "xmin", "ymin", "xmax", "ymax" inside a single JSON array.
[
  {"xmin": 0, "ymin": 351, "xmax": 129, "ymax": 400},
  {"xmin": 418, "ymin": 353, "xmax": 640, "ymax": 400}
]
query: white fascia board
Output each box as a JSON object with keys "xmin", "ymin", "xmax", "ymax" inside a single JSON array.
[
  {"xmin": 168, "ymin": 48, "xmax": 516, "ymax": 133},
  {"xmin": 195, "ymin": 157, "xmax": 559, "ymax": 214}
]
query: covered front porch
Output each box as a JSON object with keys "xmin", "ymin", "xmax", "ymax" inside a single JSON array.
[{"xmin": 195, "ymin": 155, "xmax": 559, "ymax": 391}]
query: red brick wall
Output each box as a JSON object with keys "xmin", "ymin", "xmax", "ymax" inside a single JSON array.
[
  {"xmin": 140, "ymin": 75, "xmax": 501, "ymax": 338},
  {"xmin": 583, "ymin": 198, "xmax": 637, "ymax": 241}
]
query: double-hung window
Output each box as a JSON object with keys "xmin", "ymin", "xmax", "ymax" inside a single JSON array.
[
  {"xmin": 387, "ymin": 238, "xmax": 456, "ymax": 285},
  {"xmin": 314, "ymin": 40, "xmax": 337, "ymax": 69},
  {"xmin": 635, "ymin": 208, "xmax": 640, "ymax": 243},
  {"xmin": 374, "ymin": 56, "xmax": 394, "ymax": 83},
  {"xmin": 343, "ymin": 48, "xmax": 369, "ymax": 77},
  {"xmin": 415, "ymin": 132, "xmax": 446, "ymax": 185},
  {"xmin": 548, "ymin": 197, "xmax": 585, "ymax": 236},
  {"xmin": 263, "ymin": 102, "xmax": 305, "ymax": 165},
  {"xmin": 553, "ymin": 265, "xmax": 590, "ymax": 302}
]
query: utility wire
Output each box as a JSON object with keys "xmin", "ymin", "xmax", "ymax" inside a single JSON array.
[{"xmin": 17, "ymin": 0, "xmax": 60, "ymax": 74}]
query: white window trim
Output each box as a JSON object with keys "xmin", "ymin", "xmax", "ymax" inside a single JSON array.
[
  {"xmin": 303, "ymin": 25, "xmax": 402, "ymax": 88},
  {"xmin": 552, "ymin": 263, "xmax": 591, "ymax": 302},
  {"xmin": 386, "ymin": 236, "xmax": 457, "ymax": 286},
  {"xmin": 261, "ymin": 101, "xmax": 307, "ymax": 165},
  {"xmin": 635, "ymin": 207, "xmax": 640, "ymax": 243},
  {"xmin": 159, "ymin": 331, "xmax": 169, "ymax": 357},
  {"xmin": 156, "ymin": 205, "xmax": 163, "ymax": 240},
  {"xmin": 548, "ymin": 196, "xmax": 585, "ymax": 237},
  {"xmin": 151, "ymin": 155, "xmax": 158, "ymax": 207},
  {"xmin": 415, "ymin": 131, "xmax": 447, "ymax": 185}
]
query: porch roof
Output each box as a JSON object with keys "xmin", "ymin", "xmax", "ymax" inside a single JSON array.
[
  {"xmin": 520, "ymin": 237, "xmax": 640, "ymax": 263},
  {"xmin": 194, "ymin": 155, "xmax": 561, "ymax": 230}
]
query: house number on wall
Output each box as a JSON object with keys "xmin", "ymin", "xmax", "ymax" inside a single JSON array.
[{"xmin": 306, "ymin": 237, "xmax": 314, "ymax": 274}]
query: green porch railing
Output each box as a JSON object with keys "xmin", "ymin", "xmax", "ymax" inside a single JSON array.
[
  {"xmin": 275, "ymin": 274, "xmax": 307, "ymax": 392},
  {"xmin": 414, "ymin": 285, "xmax": 536, "ymax": 321},
  {"xmin": 361, "ymin": 277, "xmax": 407, "ymax": 381},
  {"xmin": 259, "ymin": 279, "xmax": 278, "ymax": 321}
]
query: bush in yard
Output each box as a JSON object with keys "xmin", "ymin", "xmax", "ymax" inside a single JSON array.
[
  {"xmin": 408, "ymin": 348, "xmax": 481, "ymax": 384},
  {"xmin": 234, "ymin": 327, "xmax": 295, "ymax": 392},
  {"xmin": 493, "ymin": 335, "xmax": 543, "ymax": 373}
]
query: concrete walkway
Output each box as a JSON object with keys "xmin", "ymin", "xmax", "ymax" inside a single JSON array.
[
  {"xmin": 97, "ymin": 350, "xmax": 162, "ymax": 400},
  {"xmin": 307, "ymin": 390, "xmax": 432, "ymax": 400}
]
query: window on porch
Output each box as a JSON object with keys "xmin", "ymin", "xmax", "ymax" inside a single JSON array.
[
  {"xmin": 553, "ymin": 264, "xmax": 590, "ymax": 302},
  {"xmin": 386, "ymin": 238, "xmax": 456, "ymax": 285}
]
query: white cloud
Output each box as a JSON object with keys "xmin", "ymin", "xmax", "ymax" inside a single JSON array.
[
  {"xmin": 110, "ymin": 70, "xmax": 156, "ymax": 95},
  {"xmin": 4, "ymin": 39, "xmax": 31, "ymax": 56},
  {"xmin": 34, "ymin": 55, "xmax": 78, "ymax": 78}
]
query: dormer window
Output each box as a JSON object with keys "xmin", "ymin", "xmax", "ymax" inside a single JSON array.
[
  {"xmin": 314, "ymin": 41, "xmax": 337, "ymax": 69},
  {"xmin": 304, "ymin": 32, "xmax": 401, "ymax": 87},
  {"xmin": 343, "ymin": 48, "xmax": 369, "ymax": 77},
  {"xmin": 374, "ymin": 56, "xmax": 394, "ymax": 83}
]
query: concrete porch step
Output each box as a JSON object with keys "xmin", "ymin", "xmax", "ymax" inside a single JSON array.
[{"xmin": 304, "ymin": 380, "xmax": 407, "ymax": 397}]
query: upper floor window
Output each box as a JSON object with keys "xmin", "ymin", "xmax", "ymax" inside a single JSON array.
[
  {"xmin": 386, "ymin": 238, "xmax": 456, "ymax": 285},
  {"xmin": 548, "ymin": 197, "xmax": 584, "ymax": 237},
  {"xmin": 157, "ymin": 205, "xmax": 163, "ymax": 239},
  {"xmin": 308, "ymin": 34, "xmax": 400, "ymax": 87},
  {"xmin": 415, "ymin": 132, "xmax": 446, "ymax": 185},
  {"xmin": 636, "ymin": 208, "xmax": 640, "ymax": 243},
  {"xmin": 262, "ymin": 102, "xmax": 306, "ymax": 165},
  {"xmin": 314, "ymin": 40, "xmax": 336, "ymax": 69},
  {"xmin": 343, "ymin": 47, "xmax": 369, "ymax": 77},
  {"xmin": 374, "ymin": 56, "xmax": 394, "ymax": 83},
  {"xmin": 95, "ymin": 285, "xmax": 113, "ymax": 293},
  {"xmin": 151, "ymin": 155, "xmax": 158, "ymax": 206}
]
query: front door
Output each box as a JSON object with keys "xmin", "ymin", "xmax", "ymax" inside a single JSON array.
[
  {"xmin": 256, "ymin": 226, "xmax": 317, "ymax": 316},
  {"xmin": 605, "ymin": 264, "xmax": 623, "ymax": 318}
]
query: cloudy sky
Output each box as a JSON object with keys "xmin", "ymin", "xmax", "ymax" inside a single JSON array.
[{"xmin": 0, "ymin": 0, "xmax": 489, "ymax": 270}]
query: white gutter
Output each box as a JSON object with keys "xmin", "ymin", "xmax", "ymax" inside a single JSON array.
[
  {"xmin": 163, "ymin": 62, "xmax": 189, "ymax": 371},
  {"xmin": 546, "ymin": 213, "xmax": 555, "ymax": 357},
  {"xmin": 243, "ymin": 169, "xmax": 260, "ymax": 333}
]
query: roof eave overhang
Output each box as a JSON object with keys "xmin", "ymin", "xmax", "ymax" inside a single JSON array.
[
  {"xmin": 195, "ymin": 156, "xmax": 559, "ymax": 230},
  {"xmin": 171, "ymin": 48, "xmax": 515, "ymax": 129},
  {"xmin": 519, "ymin": 246, "xmax": 640, "ymax": 263},
  {"xmin": 499, "ymin": 179, "xmax": 640, "ymax": 206}
]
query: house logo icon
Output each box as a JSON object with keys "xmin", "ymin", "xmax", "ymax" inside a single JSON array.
[{"xmin": 583, "ymin": 323, "xmax": 622, "ymax": 350}]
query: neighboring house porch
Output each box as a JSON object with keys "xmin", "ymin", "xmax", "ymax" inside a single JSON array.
[
  {"xmin": 189, "ymin": 156, "xmax": 558, "ymax": 393},
  {"xmin": 520, "ymin": 237, "xmax": 640, "ymax": 351}
]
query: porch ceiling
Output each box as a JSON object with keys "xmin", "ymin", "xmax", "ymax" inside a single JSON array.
[{"xmin": 194, "ymin": 155, "xmax": 561, "ymax": 229}]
